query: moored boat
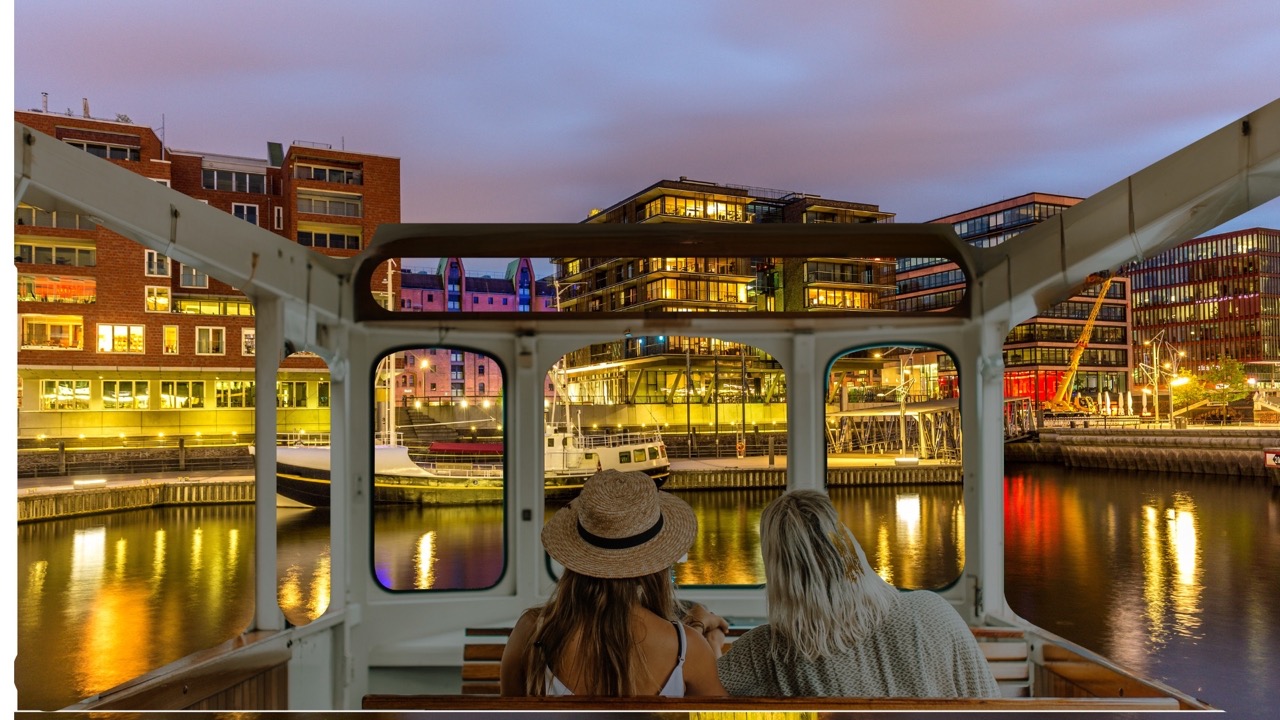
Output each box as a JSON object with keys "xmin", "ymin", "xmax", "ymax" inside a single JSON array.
[{"xmin": 259, "ymin": 420, "xmax": 670, "ymax": 507}]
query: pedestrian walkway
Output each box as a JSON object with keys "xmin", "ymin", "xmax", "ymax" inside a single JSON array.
[{"xmin": 18, "ymin": 468, "xmax": 254, "ymax": 494}]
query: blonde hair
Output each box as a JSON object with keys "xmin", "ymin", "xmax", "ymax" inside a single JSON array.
[
  {"xmin": 760, "ymin": 489, "xmax": 900, "ymax": 661},
  {"xmin": 522, "ymin": 568, "xmax": 677, "ymax": 696}
]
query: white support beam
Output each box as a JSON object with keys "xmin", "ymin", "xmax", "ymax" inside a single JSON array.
[{"xmin": 977, "ymin": 98, "xmax": 1280, "ymax": 325}]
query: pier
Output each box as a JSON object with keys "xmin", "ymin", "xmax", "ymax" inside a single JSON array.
[{"xmin": 1006, "ymin": 427, "xmax": 1280, "ymax": 482}]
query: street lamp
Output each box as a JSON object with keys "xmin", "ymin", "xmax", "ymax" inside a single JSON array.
[{"xmin": 1142, "ymin": 330, "xmax": 1186, "ymax": 428}]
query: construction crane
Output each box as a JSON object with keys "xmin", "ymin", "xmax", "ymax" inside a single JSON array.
[{"xmin": 1041, "ymin": 272, "xmax": 1117, "ymax": 416}]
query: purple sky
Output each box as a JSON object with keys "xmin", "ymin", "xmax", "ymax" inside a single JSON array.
[{"xmin": 13, "ymin": 1, "xmax": 1280, "ymax": 275}]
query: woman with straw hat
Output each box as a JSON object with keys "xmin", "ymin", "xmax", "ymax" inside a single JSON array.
[{"xmin": 500, "ymin": 469, "xmax": 727, "ymax": 697}]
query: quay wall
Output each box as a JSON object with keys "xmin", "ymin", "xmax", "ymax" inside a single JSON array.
[
  {"xmin": 1007, "ymin": 428, "xmax": 1279, "ymax": 480},
  {"xmin": 18, "ymin": 479, "xmax": 256, "ymax": 523}
]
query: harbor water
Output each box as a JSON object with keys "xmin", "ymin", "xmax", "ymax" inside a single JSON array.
[{"xmin": 16, "ymin": 464, "xmax": 1280, "ymax": 715}]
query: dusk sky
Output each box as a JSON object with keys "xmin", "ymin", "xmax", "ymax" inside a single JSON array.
[{"xmin": 12, "ymin": 1, "xmax": 1280, "ymax": 275}]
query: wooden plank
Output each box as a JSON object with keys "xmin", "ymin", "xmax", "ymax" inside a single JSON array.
[
  {"xmin": 461, "ymin": 664, "xmax": 501, "ymax": 682},
  {"xmin": 979, "ymin": 641, "xmax": 1029, "ymax": 660},
  {"xmin": 462, "ymin": 644, "xmax": 505, "ymax": 661},
  {"xmin": 988, "ymin": 661, "xmax": 1030, "ymax": 681},
  {"xmin": 361, "ymin": 694, "xmax": 1183, "ymax": 711}
]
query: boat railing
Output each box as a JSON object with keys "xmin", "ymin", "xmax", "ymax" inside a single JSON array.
[
  {"xmin": 416, "ymin": 462, "xmax": 505, "ymax": 479},
  {"xmin": 276, "ymin": 432, "xmax": 330, "ymax": 447},
  {"xmin": 578, "ymin": 429, "xmax": 664, "ymax": 449}
]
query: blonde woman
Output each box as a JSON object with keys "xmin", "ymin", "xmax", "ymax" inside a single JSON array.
[
  {"xmin": 713, "ymin": 489, "xmax": 1000, "ymax": 698},
  {"xmin": 500, "ymin": 470, "xmax": 726, "ymax": 697}
]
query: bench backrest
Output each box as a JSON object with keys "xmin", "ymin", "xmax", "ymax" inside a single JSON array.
[{"xmin": 461, "ymin": 625, "xmax": 1031, "ymax": 697}]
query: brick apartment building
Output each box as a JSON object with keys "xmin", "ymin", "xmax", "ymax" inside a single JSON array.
[
  {"xmin": 15, "ymin": 108, "xmax": 400, "ymax": 441},
  {"xmin": 393, "ymin": 257, "xmax": 557, "ymax": 406}
]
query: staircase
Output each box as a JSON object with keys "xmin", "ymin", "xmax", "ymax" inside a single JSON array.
[{"xmin": 395, "ymin": 407, "xmax": 459, "ymax": 452}]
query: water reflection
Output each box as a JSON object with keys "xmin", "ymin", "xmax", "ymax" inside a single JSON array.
[
  {"xmin": 18, "ymin": 468, "xmax": 1278, "ymax": 716},
  {"xmin": 1004, "ymin": 464, "xmax": 1279, "ymax": 717}
]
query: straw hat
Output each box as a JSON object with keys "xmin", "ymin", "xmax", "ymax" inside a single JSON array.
[{"xmin": 542, "ymin": 469, "xmax": 697, "ymax": 579}]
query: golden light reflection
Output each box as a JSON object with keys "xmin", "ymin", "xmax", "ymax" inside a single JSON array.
[
  {"xmin": 71, "ymin": 526, "xmax": 106, "ymax": 591},
  {"xmin": 74, "ymin": 582, "xmax": 153, "ymax": 701},
  {"xmin": 228, "ymin": 528, "xmax": 240, "ymax": 574},
  {"xmin": 1141, "ymin": 504, "xmax": 1168, "ymax": 639},
  {"xmin": 310, "ymin": 551, "xmax": 332, "ymax": 618},
  {"xmin": 113, "ymin": 538, "xmax": 128, "ymax": 582},
  {"xmin": 893, "ymin": 493, "xmax": 923, "ymax": 588},
  {"xmin": 191, "ymin": 527, "xmax": 203, "ymax": 576},
  {"xmin": 414, "ymin": 531, "xmax": 438, "ymax": 589},
  {"xmin": 152, "ymin": 529, "xmax": 166, "ymax": 580},
  {"xmin": 875, "ymin": 523, "xmax": 894, "ymax": 584},
  {"xmin": 26, "ymin": 560, "xmax": 48, "ymax": 603},
  {"xmin": 279, "ymin": 564, "xmax": 304, "ymax": 614},
  {"xmin": 1168, "ymin": 494, "xmax": 1203, "ymax": 637}
]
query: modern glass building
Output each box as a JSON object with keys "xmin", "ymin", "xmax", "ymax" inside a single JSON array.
[
  {"xmin": 1127, "ymin": 227, "xmax": 1280, "ymax": 386},
  {"xmin": 893, "ymin": 192, "xmax": 1133, "ymax": 405}
]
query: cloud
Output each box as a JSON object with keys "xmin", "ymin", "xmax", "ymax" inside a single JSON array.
[{"xmin": 15, "ymin": 0, "xmax": 1280, "ymax": 230}]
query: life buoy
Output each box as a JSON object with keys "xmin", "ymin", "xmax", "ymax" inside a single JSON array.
[{"xmin": 735, "ymin": 441, "xmax": 746, "ymax": 458}]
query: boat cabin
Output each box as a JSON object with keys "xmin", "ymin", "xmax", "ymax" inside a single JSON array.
[{"xmin": 15, "ymin": 99, "xmax": 1280, "ymax": 713}]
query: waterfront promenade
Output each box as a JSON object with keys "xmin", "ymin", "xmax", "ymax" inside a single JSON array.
[{"xmin": 15, "ymin": 453, "xmax": 960, "ymax": 522}]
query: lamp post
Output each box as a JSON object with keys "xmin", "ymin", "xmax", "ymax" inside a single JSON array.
[{"xmin": 1143, "ymin": 330, "xmax": 1186, "ymax": 428}]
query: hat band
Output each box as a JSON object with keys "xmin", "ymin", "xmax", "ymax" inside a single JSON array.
[{"xmin": 577, "ymin": 514, "xmax": 664, "ymax": 550}]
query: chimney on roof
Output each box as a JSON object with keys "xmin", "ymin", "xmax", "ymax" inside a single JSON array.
[
  {"xmin": 82, "ymin": 98, "xmax": 90, "ymax": 118},
  {"xmin": 41, "ymin": 92, "xmax": 47, "ymax": 113}
]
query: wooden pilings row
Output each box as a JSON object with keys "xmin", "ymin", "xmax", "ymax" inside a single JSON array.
[
  {"xmin": 18, "ymin": 480, "xmax": 256, "ymax": 523},
  {"xmin": 664, "ymin": 465, "xmax": 961, "ymax": 491}
]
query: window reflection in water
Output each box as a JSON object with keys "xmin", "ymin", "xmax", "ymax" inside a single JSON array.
[{"xmin": 415, "ymin": 531, "xmax": 438, "ymax": 589}]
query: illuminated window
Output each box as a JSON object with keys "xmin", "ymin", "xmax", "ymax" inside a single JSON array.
[
  {"xmin": 21, "ymin": 315, "xmax": 84, "ymax": 350},
  {"xmin": 103, "ymin": 380, "xmax": 150, "ymax": 410},
  {"xmin": 277, "ymin": 381, "xmax": 308, "ymax": 408},
  {"xmin": 215, "ymin": 380, "xmax": 255, "ymax": 408},
  {"xmin": 163, "ymin": 326, "xmax": 179, "ymax": 355},
  {"xmin": 318, "ymin": 381, "xmax": 330, "ymax": 408},
  {"xmin": 241, "ymin": 328, "xmax": 256, "ymax": 356},
  {"xmin": 173, "ymin": 297, "xmax": 255, "ymax": 315},
  {"xmin": 96, "ymin": 324, "xmax": 145, "ymax": 353},
  {"xmin": 18, "ymin": 274, "xmax": 96, "ymax": 304},
  {"xmin": 145, "ymin": 286, "xmax": 171, "ymax": 312},
  {"xmin": 196, "ymin": 327, "xmax": 226, "ymax": 355},
  {"xmin": 160, "ymin": 380, "xmax": 205, "ymax": 409},
  {"xmin": 40, "ymin": 379, "xmax": 90, "ymax": 410}
]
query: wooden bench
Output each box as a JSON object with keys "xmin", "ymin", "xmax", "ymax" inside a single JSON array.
[{"xmin": 460, "ymin": 625, "xmax": 1033, "ymax": 697}]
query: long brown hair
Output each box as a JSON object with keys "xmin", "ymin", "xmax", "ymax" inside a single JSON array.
[{"xmin": 523, "ymin": 568, "xmax": 677, "ymax": 696}]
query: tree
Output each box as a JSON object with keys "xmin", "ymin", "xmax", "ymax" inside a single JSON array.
[{"xmin": 1202, "ymin": 355, "xmax": 1247, "ymax": 408}]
